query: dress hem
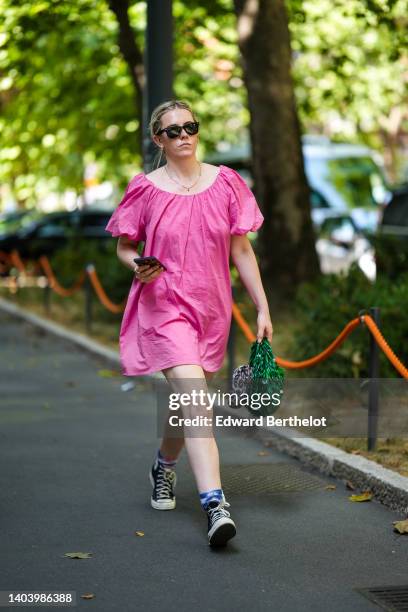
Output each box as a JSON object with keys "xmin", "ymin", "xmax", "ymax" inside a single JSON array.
[{"xmin": 121, "ymin": 359, "xmax": 222, "ymax": 377}]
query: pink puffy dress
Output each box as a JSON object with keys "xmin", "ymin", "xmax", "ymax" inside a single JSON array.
[{"xmin": 104, "ymin": 165, "xmax": 264, "ymax": 376}]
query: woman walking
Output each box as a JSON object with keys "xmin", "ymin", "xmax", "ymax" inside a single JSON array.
[{"xmin": 105, "ymin": 99, "xmax": 273, "ymax": 547}]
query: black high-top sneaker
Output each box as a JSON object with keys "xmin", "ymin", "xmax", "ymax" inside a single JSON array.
[
  {"xmin": 149, "ymin": 458, "xmax": 177, "ymax": 510},
  {"xmin": 206, "ymin": 499, "xmax": 236, "ymax": 546}
]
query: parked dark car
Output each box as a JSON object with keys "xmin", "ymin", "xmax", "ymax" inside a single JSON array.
[
  {"xmin": 372, "ymin": 184, "xmax": 408, "ymax": 280},
  {"xmin": 0, "ymin": 209, "xmax": 112, "ymax": 260},
  {"xmin": 379, "ymin": 184, "xmax": 408, "ymax": 235},
  {"xmin": 0, "ymin": 209, "xmax": 41, "ymax": 238}
]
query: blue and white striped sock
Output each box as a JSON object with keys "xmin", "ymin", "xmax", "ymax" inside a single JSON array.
[
  {"xmin": 199, "ymin": 488, "xmax": 224, "ymax": 511},
  {"xmin": 156, "ymin": 449, "xmax": 177, "ymax": 469}
]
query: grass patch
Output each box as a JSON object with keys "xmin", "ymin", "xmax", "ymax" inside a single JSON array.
[
  {"xmin": 323, "ymin": 437, "xmax": 408, "ymax": 478},
  {"xmin": 0, "ymin": 284, "xmax": 120, "ymax": 351}
]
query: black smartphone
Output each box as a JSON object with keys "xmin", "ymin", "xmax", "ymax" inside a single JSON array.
[{"xmin": 133, "ymin": 256, "xmax": 167, "ymax": 271}]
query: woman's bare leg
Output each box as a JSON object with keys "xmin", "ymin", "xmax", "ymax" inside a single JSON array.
[
  {"xmin": 160, "ymin": 364, "xmax": 220, "ymax": 492},
  {"xmin": 159, "ymin": 368, "xmax": 215, "ymax": 461}
]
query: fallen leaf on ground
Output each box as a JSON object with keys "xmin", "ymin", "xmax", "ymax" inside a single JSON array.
[
  {"xmin": 351, "ymin": 450, "xmax": 361, "ymax": 455},
  {"xmin": 98, "ymin": 369, "xmax": 121, "ymax": 378},
  {"xmin": 134, "ymin": 531, "xmax": 145, "ymax": 537},
  {"xmin": 345, "ymin": 480, "xmax": 356, "ymax": 490},
  {"xmin": 349, "ymin": 491, "xmax": 373, "ymax": 502},
  {"xmin": 81, "ymin": 594, "xmax": 96, "ymax": 600},
  {"xmin": 393, "ymin": 519, "xmax": 408, "ymax": 534},
  {"xmin": 64, "ymin": 552, "xmax": 92, "ymax": 559},
  {"xmin": 325, "ymin": 485, "xmax": 336, "ymax": 490},
  {"xmin": 257, "ymin": 451, "xmax": 270, "ymax": 456}
]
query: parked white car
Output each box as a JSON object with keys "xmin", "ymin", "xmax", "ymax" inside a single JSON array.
[
  {"xmin": 205, "ymin": 134, "xmax": 391, "ymax": 234},
  {"xmin": 205, "ymin": 134, "xmax": 387, "ymax": 279},
  {"xmin": 315, "ymin": 212, "xmax": 376, "ymax": 281},
  {"xmin": 303, "ymin": 135, "xmax": 391, "ymax": 233}
]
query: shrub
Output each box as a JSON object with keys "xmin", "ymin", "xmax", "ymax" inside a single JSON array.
[
  {"xmin": 370, "ymin": 232, "xmax": 408, "ymax": 282},
  {"xmin": 49, "ymin": 238, "xmax": 137, "ymax": 314},
  {"xmin": 289, "ymin": 262, "xmax": 408, "ymax": 378}
]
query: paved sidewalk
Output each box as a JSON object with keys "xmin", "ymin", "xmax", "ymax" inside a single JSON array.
[{"xmin": 1, "ymin": 310, "xmax": 407, "ymax": 612}]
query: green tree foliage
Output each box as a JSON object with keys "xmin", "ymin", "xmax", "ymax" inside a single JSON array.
[
  {"xmin": 0, "ymin": 0, "xmax": 245, "ymax": 207},
  {"xmin": 0, "ymin": 0, "xmax": 406, "ymax": 206},
  {"xmin": 288, "ymin": 0, "xmax": 407, "ymax": 180},
  {"xmin": 0, "ymin": 1, "xmax": 146, "ymax": 204}
]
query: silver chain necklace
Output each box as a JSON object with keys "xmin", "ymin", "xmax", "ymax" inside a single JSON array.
[{"xmin": 164, "ymin": 161, "xmax": 202, "ymax": 192}]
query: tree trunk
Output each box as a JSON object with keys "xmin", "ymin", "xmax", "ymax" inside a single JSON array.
[
  {"xmin": 233, "ymin": 0, "xmax": 320, "ymax": 298},
  {"xmin": 108, "ymin": 0, "xmax": 145, "ymax": 154}
]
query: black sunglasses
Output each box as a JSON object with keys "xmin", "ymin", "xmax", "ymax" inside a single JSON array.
[{"xmin": 155, "ymin": 121, "xmax": 200, "ymax": 139}]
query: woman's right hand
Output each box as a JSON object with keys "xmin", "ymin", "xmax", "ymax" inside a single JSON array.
[{"xmin": 134, "ymin": 263, "xmax": 164, "ymax": 283}]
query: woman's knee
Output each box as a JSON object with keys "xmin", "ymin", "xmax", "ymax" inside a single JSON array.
[
  {"xmin": 161, "ymin": 364, "xmax": 214, "ymax": 419},
  {"xmin": 162, "ymin": 364, "xmax": 205, "ymax": 380}
]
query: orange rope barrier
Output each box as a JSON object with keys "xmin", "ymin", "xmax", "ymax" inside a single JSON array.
[
  {"xmin": 86, "ymin": 265, "xmax": 127, "ymax": 314},
  {"xmin": 363, "ymin": 314, "xmax": 408, "ymax": 379},
  {"xmin": 277, "ymin": 318, "xmax": 362, "ymax": 369},
  {"xmin": 232, "ymin": 301, "xmax": 407, "ymax": 377},
  {"xmin": 3, "ymin": 248, "xmax": 407, "ymax": 378},
  {"xmin": 10, "ymin": 249, "xmax": 27, "ymax": 273},
  {"xmin": 231, "ymin": 302, "xmax": 256, "ymax": 343},
  {"xmin": 0, "ymin": 250, "xmax": 11, "ymax": 263},
  {"xmin": 8, "ymin": 250, "xmax": 125, "ymax": 312},
  {"xmin": 39, "ymin": 256, "xmax": 85, "ymax": 297},
  {"xmin": 0, "ymin": 252, "xmax": 11, "ymax": 274},
  {"xmin": 232, "ymin": 302, "xmax": 362, "ymax": 370}
]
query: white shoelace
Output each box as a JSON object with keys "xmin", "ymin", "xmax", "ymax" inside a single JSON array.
[
  {"xmin": 207, "ymin": 499, "xmax": 231, "ymax": 520},
  {"xmin": 156, "ymin": 467, "xmax": 176, "ymax": 498}
]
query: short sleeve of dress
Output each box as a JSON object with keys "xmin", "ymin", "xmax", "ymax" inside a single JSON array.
[
  {"xmin": 105, "ymin": 174, "xmax": 146, "ymax": 242},
  {"xmin": 225, "ymin": 167, "xmax": 264, "ymax": 235}
]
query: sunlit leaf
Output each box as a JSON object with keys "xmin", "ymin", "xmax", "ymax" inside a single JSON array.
[
  {"xmin": 393, "ymin": 519, "xmax": 408, "ymax": 534},
  {"xmin": 98, "ymin": 369, "xmax": 120, "ymax": 377},
  {"xmin": 349, "ymin": 491, "xmax": 373, "ymax": 502}
]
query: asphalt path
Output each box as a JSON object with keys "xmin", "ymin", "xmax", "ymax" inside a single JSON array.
[{"xmin": 1, "ymin": 310, "xmax": 407, "ymax": 612}]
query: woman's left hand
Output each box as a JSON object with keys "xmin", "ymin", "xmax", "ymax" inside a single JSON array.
[{"xmin": 256, "ymin": 309, "xmax": 273, "ymax": 344}]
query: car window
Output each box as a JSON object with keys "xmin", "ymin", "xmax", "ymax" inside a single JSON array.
[
  {"xmin": 382, "ymin": 191, "xmax": 408, "ymax": 227},
  {"xmin": 79, "ymin": 214, "xmax": 111, "ymax": 228},
  {"xmin": 35, "ymin": 217, "xmax": 72, "ymax": 238},
  {"xmin": 310, "ymin": 190, "xmax": 330, "ymax": 209},
  {"xmin": 305, "ymin": 155, "xmax": 389, "ymax": 211},
  {"xmin": 326, "ymin": 156, "xmax": 386, "ymax": 209},
  {"xmin": 320, "ymin": 216, "xmax": 356, "ymax": 241},
  {"xmin": 3, "ymin": 211, "xmax": 43, "ymax": 235}
]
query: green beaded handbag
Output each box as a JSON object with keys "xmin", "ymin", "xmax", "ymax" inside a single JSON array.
[{"xmin": 232, "ymin": 338, "xmax": 285, "ymax": 417}]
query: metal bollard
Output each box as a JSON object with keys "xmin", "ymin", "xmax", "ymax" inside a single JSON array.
[
  {"xmin": 43, "ymin": 281, "xmax": 51, "ymax": 314},
  {"xmin": 367, "ymin": 306, "xmax": 380, "ymax": 451},
  {"xmin": 227, "ymin": 285, "xmax": 237, "ymax": 388},
  {"xmin": 84, "ymin": 264, "xmax": 94, "ymax": 333}
]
